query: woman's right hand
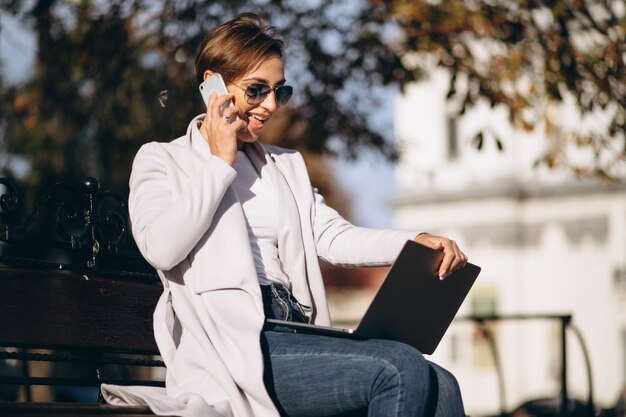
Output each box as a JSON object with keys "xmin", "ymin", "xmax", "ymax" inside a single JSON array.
[{"xmin": 199, "ymin": 90, "xmax": 247, "ymax": 165}]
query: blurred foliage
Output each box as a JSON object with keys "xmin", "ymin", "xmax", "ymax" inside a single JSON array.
[
  {"xmin": 0, "ymin": 0, "xmax": 406, "ymax": 214},
  {"xmin": 386, "ymin": 0, "xmax": 626, "ymax": 178},
  {"xmin": 0, "ymin": 0, "xmax": 625, "ymax": 210},
  {"xmin": 0, "ymin": 0, "xmax": 184, "ymax": 204}
]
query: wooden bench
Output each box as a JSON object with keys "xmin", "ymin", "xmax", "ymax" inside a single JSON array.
[{"xmin": 0, "ymin": 177, "xmax": 168, "ymax": 416}]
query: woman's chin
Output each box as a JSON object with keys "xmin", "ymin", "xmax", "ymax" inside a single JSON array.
[{"xmin": 237, "ymin": 127, "xmax": 261, "ymax": 142}]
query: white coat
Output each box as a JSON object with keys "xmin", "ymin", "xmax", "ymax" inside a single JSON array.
[{"xmin": 101, "ymin": 115, "xmax": 416, "ymax": 417}]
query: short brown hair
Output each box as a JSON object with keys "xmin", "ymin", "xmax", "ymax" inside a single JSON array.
[{"xmin": 195, "ymin": 13, "xmax": 284, "ymax": 85}]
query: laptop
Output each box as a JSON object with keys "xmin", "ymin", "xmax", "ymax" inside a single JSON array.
[{"xmin": 265, "ymin": 240, "xmax": 481, "ymax": 354}]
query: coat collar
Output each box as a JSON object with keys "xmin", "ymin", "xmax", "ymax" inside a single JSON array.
[{"xmin": 189, "ymin": 114, "xmax": 212, "ymax": 161}]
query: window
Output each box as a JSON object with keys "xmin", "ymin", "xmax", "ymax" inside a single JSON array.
[
  {"xmin": 446, "ymin": 115, "xmax": 459, "ymax": 160},
  {"xmin": 613, "ymin": 267, "xmax": 626, "ymax": 293}
]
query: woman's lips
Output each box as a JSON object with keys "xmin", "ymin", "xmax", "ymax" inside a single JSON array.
[{"xmin": 247, "ymin": 113, "xmax": 267, "ymax": 131}]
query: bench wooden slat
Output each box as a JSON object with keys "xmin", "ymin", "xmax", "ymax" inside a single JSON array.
[
  {"xmin": 0, "ymin": 401, "xmax": 169, "ymax": 416},
  {"xmin": 0, "ymin": 267, "xmax": 162, "ymax": 354},
  {"xmin": 0, "ymin": 376, "xmax": 164, "ymax": 387}
]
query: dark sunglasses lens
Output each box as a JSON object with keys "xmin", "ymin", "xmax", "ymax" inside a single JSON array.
[
  {"xmin": 244, "ymin": 84, "xmax": 292, "ymax": 105},
  {"xmin": 246, "ymin": 84, "xmax": 271, "ymax": 103},
  {"xmin": 275, "ymin": 86, "xmax": 293, "ymax": 105}
]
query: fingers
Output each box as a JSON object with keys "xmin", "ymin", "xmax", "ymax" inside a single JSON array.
[
  {"xmin": 437, "ymin": 242, "xmax": 453, "ymax": 279},
  {"xmin": 201, "ymin": 91, "xmax": 246, "ymax": 165},
  {"xmin": 414, "ymin": 233, "xmax": 468, "ymax": 280},
  {"xmin": 208, "ymin": 91, "xmax": 235, "ymax": 121},
  {"xmin": 438, "ymin": 239, "xmax": 464, "ymax": 280},
  {"xmin": 208, "ymin": 90, "xmax": 220, "ymax": 120},
  {"xmin": 221, "ymin": 106, "xmax": 242, "ymax": 121},
  {"xmin": 221, "ymin": 107, "xmax": 247, "ymax": 132},
  {"xmin": 224, "ymin": 116, "xmax": 248, "ymax": 132},
  {"xmin": 207, "ymin": 91, "xmax": 244, "ymax": 130},
  {"xmin": 414, "ymin": 233, "xmax": 442, "ymax": 251}
]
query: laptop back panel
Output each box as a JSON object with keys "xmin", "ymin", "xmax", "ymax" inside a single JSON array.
[
  {"xmin": 354, "ymin": 241, "xmax": 481, "ymax": 354},
  {"xmin": 264, "ymin": 241, "xmax": 480, "ymax": 355}
]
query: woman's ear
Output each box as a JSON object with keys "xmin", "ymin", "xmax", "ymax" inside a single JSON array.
[{"xmin": 203, "ymin": 70, "xmax": 214, "ymax": 81}]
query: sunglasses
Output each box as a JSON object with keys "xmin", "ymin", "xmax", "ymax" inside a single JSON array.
[{"xmin": 233, "ymin": 83, "xmax": 293, "ymax": 106}]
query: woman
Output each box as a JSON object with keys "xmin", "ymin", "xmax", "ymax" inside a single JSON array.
[{"xmin": 115, "ymin": 13, "xmax": 468, "ymax": 417}]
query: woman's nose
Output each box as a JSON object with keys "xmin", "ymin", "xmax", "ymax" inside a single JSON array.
[{"xmin": 261, "ymin": 91, "xmax": 278, "ymax": 112}]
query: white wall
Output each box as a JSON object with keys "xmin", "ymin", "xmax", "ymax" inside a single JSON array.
[{"xmin": 393, "ymin": 67, "xmax": 626, "ymax": 415}]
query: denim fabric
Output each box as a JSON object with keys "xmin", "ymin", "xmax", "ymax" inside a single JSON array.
[
  {"xmin": 259, "ymin": 285, "xmax": 465, "ymax": 417},
  {"xmin": 261, "ymin": 331, "xmax": 465, "ymax": 417}
]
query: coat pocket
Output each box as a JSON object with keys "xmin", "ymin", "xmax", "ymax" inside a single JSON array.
[{"xmin": 179, "ymin": 252, "xmax": 250, "ymax": 294}]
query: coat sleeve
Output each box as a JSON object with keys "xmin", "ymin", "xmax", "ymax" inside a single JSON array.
[
  {"xmin": 128, "ymin": 143, "xmax": 237, "ymax": 271},
  {"xmin": 311, "ymin": 188, "xmax": 418, "ymax": 267}
]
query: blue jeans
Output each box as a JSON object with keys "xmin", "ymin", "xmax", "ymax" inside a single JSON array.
[{"xmin": 260, "ymin": 284, "xmax": 465, "ymax": 417}]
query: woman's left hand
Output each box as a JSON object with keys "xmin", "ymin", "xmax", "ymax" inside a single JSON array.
[{"xmin": 414, "ymin": 233, "xmax": 468, "ymax": 280}]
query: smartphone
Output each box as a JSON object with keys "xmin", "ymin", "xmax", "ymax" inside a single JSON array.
[{"xmin": 199, "ymin": 73, "xmax": 233, "ymax": 112}]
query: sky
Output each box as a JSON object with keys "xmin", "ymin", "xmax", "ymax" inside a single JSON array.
[
  {"xmin": 0, "ymin": 10, "xmax": 398, "ymax": 229},
  {"xmin": 0, "ymin": 12, "xmax": 35, "ymax": 84}
]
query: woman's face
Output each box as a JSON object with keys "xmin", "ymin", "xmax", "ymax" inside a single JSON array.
[{"xmin": 227, "ymin": 54, "xmax": 286, "ymax": 143}]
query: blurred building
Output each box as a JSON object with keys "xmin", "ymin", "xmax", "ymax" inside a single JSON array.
[{"xmin": 393, "ymin": 66, "xmax": 626, "ymax": 415}]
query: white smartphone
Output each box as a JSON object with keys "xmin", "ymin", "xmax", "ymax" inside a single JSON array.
[{"xmin": 199, "ymin": 73, "xmax": 233, "ymax": 112}]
